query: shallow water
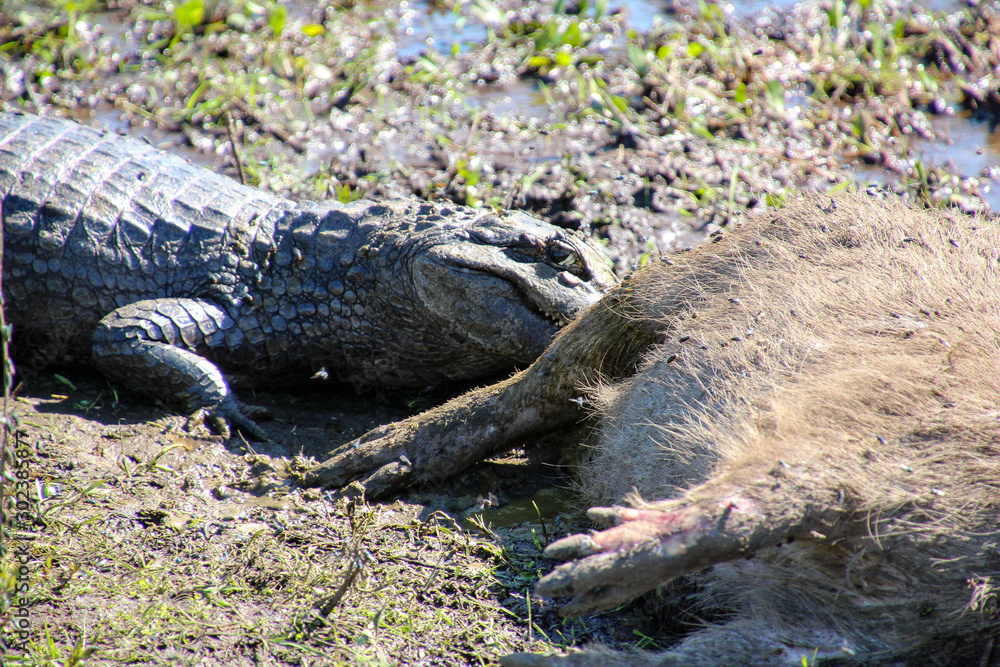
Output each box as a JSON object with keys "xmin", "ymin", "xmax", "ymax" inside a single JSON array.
[
  {"xmin": 910, "ymin": 112, "xmax": 1000, "ymax": 212},
  {"xmin": 397, "ymin": 1, "xmax": 489, "ymax": 58},
  {"xmin": 853, "ymin": 111, "xmax": 1000, "ymax": 213},
  {"xmin": 77, "ymin": 107, "xmax": 222, "ymax": 170},
  {"xmin": 56, "ymin": 0, "xmax": 1000, "ymax": 219},
  {"xmin": 401, "ymin": 0, "xmax": 998, "ymax": 215},
  {"xmin": 465, "ymin": 486, "xmax": 575, "ymax": 529},
  {"xmin": 397, "ymin": 0, "xmax": 968, "ymax": 52},
  {"xmin": 466, "ymin": 79, "xmax": 555, "ymax": 119}
]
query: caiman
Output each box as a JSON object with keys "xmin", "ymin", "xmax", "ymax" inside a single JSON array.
[{"xmin": 0, "ymin": 111, "xmax": 616, "ymax": 437}]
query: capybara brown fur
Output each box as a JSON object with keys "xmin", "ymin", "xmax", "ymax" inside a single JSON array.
[{"xmin": 507, "ymin": 192, "xmax": 1000, "ymax": 665}]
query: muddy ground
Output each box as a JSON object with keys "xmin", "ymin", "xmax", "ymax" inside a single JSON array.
[
  {"xmin": 7, "ymin": 369, "xmax": 673, "ymax": 666},
  {"xmin": 1, "ymin": 0, "xmax": 1000, "ymax": 664}
]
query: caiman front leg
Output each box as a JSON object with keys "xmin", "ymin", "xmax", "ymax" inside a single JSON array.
[
  {"xmin": 92, "ymin": 297, "xmax": 270, "ymax": 440},
  {"xmin": 301, "ymin": 265, "xmax": 672, "ymax": 499}
]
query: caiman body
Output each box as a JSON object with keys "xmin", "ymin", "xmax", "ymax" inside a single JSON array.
[{"xmin": 0, "ymin": 112, "xmax": 615, "ymax": 433}]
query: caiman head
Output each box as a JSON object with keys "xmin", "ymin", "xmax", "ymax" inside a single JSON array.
[{"xmin": 367, "ymin": 208, "xmax": 618, "ymax": 386}]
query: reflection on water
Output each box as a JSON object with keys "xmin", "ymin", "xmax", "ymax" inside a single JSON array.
[
  {"xmin": 397, "ymin": 0, "xmax": 974, "ymax": 57},
  {"xmin": 910, "ymin": 112, "xmax": 1000, "ymax": 212},
  {"xmin": 398, "ymin": 0, "xmax": 997, "ymax": 214},
  {"xmin": 78, "ymin": 0, "xmax": 999, "ymax": 216},
  {"xmin": 396, "ymin": 2, "xmax": 488, "ymax": 58},
  {"xmin": 73, "ymin": 107, "xmax": 222, "ymax": 170},
  {"xmin": 463, "ymin": 486, "xmax": 575, "ymax": 530},
  {"xmin": 854, "ymin": 112, "xmax": 1000, "ymax": 213},
  {"xmin": 466, "ymin": 79, "xmax": 555, "ymax": 120},
  {"xmin": 625, "ymin": 0, "xmax": 969, "ymax": 26},
  {"xmin": 619, "ymin": 0, "xmax": 673, "ymax": 31}
]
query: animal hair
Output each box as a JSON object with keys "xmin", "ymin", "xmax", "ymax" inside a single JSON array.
[{"xmin": 571, "ymin": 192, "xmax": 1000, "ymax": 664}]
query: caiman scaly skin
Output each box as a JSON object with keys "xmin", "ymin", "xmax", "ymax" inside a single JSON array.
[{"xmin": 0, "ymin": 112, "xmax": 616, "ymax": 436}]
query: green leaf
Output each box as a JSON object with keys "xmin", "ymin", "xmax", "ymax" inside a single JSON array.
[
  {"xmin": 301, "ymin": 23, "xmax": 324, "ymax": 37},
  {"xmin": 687, "ymin": 42, "xmax": 704, "ymax": 57},
  {"xmin": 535, "ymin": 23, "xmax": 557, "ymax": 51},
  {"xmin": 336, "ymin": 183, "xmax": 363, "ymax": 204},
  {"xmin": 562, "ymin": 20, "xmax": 581, "ymax": 47},
  {"xmin": 627, "ymin": 43, "xmax": 646, "ymax": 69},
  {"xmin": 54, "ymin": 374, "xmax": 77, "ymax": 391},
  {"xmin": 174, "ymin": 0, "xmax": 205, "ymax": 28},
  {"xmin": 527, "ymin": 55, "xmax": 551, "ymax": 69},
  {"xmin": 765, "ymin": 79, "xmax": 784, "ymax": 111},
  {"xmin": 734, "ymin": 81, "xmax": 747, "ymax": 104},
  {"xmin": 269, "ymin": 4, "xmax": 287, "ymax": 37}
]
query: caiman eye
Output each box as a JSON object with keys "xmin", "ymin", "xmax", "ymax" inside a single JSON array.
[{"xmin": 547, "ymin": 240, "xmax": 580, "ymax": 269}]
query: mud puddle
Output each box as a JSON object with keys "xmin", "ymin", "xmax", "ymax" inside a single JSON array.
[
  {"xmin": 909, "ymin": 112, "xmax": 1000, "ymax": 211},
  {"xmin": 466, "ymin": 78, "xmax": 555, "ymax": 119},
  {"xmin": 465, "ymin": 486, "xmax": 575, "ymax": 529},
  {"xmin": 73, "ymin": 106, "xmax": 224, "ymax": 169},
  {"xmin": 852, "ymin": 111, "xmax": 1000, "ymax": 211},
  {"xmin": 397, "ymin": 1, "xmax": 490, "ymax": 58},
  {"xmin": 392, "ymin": 0, "xmax": 969, "ymax": 53},
  {"xmin": 389, "ymin": 0, "xmax": 999, "ymax": 219}
]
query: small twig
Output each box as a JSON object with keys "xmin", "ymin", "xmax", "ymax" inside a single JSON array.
[
  {"xmin": 230, "ymin": 98, "xmax": 305, "ymax": 154},
  {"xmin": 226, "ymin": 113, "xmax": 247, "ymax": 186},
  {"xmin": 526, "ymin": 589, "xmax": 533, "ymax": 643},
  {"xmin": 313, "ymin": 550, "xmax": 363, "ymax": 620},
  {"xmin": 978, "ymin": 634, "xmax": 996, "ymax": 667},
  {"xmin": 6, "ymin": 19, "xmax": 69, "ymax": 42}
]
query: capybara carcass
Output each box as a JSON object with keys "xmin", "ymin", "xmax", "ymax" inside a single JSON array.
[{"xmin": 506, "ymin": 193, "xmax": 1000, "ymax": 665}]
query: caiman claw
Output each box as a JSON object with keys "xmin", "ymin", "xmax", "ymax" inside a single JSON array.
[{"xmin": 195, "ymin": 396, "xmax": 273, "ymax": 441}]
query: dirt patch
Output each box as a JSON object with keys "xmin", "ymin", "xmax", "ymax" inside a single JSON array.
[{"xmin": 5, "ymin": 371, "xmax": 676, "ymax": 665}]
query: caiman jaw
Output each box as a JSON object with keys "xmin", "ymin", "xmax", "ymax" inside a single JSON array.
[
  {"xmin": 410, "ymin": 222, "xmax": 617, "ymax": 366},
  {"xmin": 454, "ymin": 219, "xmax": 617, "ymax": 324}
]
